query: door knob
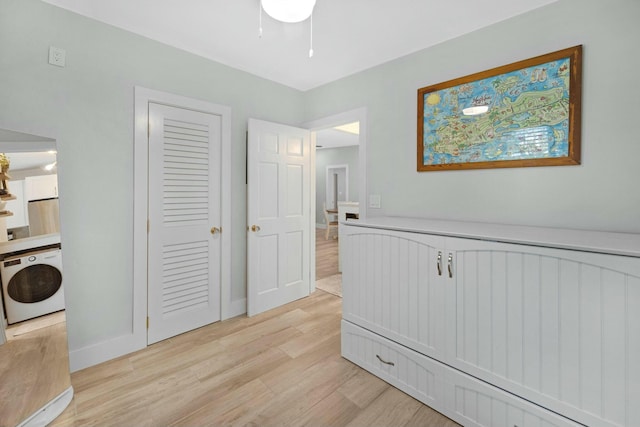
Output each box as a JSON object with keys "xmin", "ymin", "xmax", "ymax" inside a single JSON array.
[
  {"xmin": 251, "ymin": 225, "xmax": 261, "ymax": 232},
  {"xmin": 210, "ymin": 226, "xmax": 221, "ymax": 235}
]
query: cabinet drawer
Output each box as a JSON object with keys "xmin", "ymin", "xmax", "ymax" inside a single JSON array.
[
  {"xmin": 443, "ymin": 367, "xmax": 583, "ymax": 427},
  {"xmin": 342, "ymin": 320, "xmax": 581, "ymax": 427},
  {"xmin": 341, "ymin": 320, "xmax": 446, "ymax": 413}
]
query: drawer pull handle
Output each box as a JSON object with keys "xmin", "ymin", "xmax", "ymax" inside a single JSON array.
[
  {"xmin": 447, "ymin": 253, "xmax": 453, "ymax": 278},
  {"xmin": 437, "ymin": 251, "xmax": 442, "ymax": 276},
  {"xmin": 376, "ymin": 354, "xmax": 395, "ymax": 366}
]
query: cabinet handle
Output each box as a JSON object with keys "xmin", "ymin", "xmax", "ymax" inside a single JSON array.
[
  {"xmin": 447, "ymin": 253, "xmax": 453, "ymax": 278},
  {"xmin": 437, "ymin": 251, "xmax": 442, "ymax": 276},
  {"xmin": 376, "ymin": 354, "xmax": 395, "ymax": 366}
]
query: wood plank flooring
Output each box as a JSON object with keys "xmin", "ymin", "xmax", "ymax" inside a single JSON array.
[
  {"xmin": 316, "ymin": 228, "xmax": 339, "ymax": 280},
  {"xmin": 0, "ymin": 318, "xmax": 71, "ymax": 427},
  {"xmin": 51, "ymin": 291, "xmax": 459, "ymax": 427}
]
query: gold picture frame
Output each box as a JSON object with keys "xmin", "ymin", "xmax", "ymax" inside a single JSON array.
[{"xmin": 417, "ymin": 45, "xmax": 582, "ymax": 171}]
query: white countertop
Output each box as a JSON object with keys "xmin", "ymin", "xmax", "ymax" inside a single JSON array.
[
  {"xmin": 343, "ymin": 216, "xmax": 640, "ymax": 258},
  {"xmin": 338, "ymin": 201, "xmax": 359, "ymax": 207},
  {"xmin": 0, "ymin": 233, "xmax": 61, "ymax": 255}
]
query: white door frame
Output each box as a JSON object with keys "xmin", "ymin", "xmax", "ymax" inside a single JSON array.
[
  {"xmin": 306, "ymin": 107, "xmax": 367, "ymax": 222},
  {"xmin": 305, "ymin": 107, "xmax": 367, "ymax": 293},
  {"xmin": 133, "ymin": 86, "xmax": 232, "ymax": 349},
  {"xmin": 325, "ymin": 164, "xmax": 349, "ymax": 210}
]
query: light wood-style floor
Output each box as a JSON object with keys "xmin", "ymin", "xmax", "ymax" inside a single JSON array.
[
  {"xmin": 0, "ymin": 317, "xmax": 71, "ymax": 427},
  {"xmin": 316, "ymin": 228, "xmax": 339, "ymax": 280},
  {"xmin": 51, "ymin": 290, "xmax": 458, "ymax": 427},
  {"xmin": 35, "ymin": 230, "xmax": 458, "ymax": 426}
]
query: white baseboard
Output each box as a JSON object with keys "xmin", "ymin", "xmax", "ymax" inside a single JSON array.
[
  {"xmin": 224, "ymin": 298, "xmax": 246, "ymax": 320},
  {"xmin": 68, "ymin": 333, "xmax": 144, "ymax": 372},
  {"xmin": 70, "ymin": 298, "xmax": 247, "ymax": 372},
  {"xmin": 18, "ymin": 386, "xmax": 74, "ymax": 427}
]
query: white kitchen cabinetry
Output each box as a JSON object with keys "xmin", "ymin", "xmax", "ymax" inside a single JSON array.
[
  {"xmin": 342, "ymin": 217, "xmax": 640, "ymax": 427},
  {"xmin": 337, "ymin": 201, "xmax": 359, "ymax": 272},
  {"xmin": 4, "ymin": 179, "xmax": 28, "ymax": 228},
  {"xmin": 25, "ymin": 173, "xmax": 58, "ymax": 201}
]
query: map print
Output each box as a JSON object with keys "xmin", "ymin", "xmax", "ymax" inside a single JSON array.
[{"xmin": 421, "ymin": 57, "xmax": 571, "ymax": 166}]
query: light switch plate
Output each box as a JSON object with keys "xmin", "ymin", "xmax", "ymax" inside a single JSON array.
[{"xmin": 369, "ymin": 194, "xmax": 381, "ymax": 209}]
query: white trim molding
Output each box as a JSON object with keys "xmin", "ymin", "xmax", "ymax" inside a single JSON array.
[
  {"xmin": 325, "ymin": 163, "xmax": 349, "ymax": 210},
  {"xmin": 70, "ymin": 87, "xmax": 233, "ymax": 371},
  {"xmin": 134, "ymin": 85, "xmax": 233, "ymax": 328},
  {"xmin": 304, "ymin": 107, "xmax": 367, "ymax": 221}
]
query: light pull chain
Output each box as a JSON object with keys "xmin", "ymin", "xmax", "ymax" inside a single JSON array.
[
  {"xmin": 309, "ymin": 12, "xmax": 314, "ymax": 58},
  {"xmin": 258, "ymin": 1, "xmax": 263, "ymax": 38}
]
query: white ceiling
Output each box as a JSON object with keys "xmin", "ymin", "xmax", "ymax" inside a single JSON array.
[
  {"xmin": 5, "ymin": 152, "xmax": 57, "ymax": 172},
  {"xmin": 0, "ymin": 129, "xmax": 57, "ymax": 171},
  {"xmin": 41, "ymin": 0, "xmax": 558, "ymax": 91},
  {"xmin": 316, "ymin": 128, "xmax": 358, "ymax": 150}
]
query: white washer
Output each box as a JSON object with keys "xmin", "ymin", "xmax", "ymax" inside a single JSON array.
[{"xmin": 1, "ymin": 248, "xmax": 64, "ymax": 324}]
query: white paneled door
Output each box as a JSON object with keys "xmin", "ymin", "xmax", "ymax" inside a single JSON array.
[
  {"xmin": 147, "ymin": 103, "xmax": 222, "ymax": 344},
  {"xmin": 247, "ymin": 119, "xmax": 311, "ymax": 316}
]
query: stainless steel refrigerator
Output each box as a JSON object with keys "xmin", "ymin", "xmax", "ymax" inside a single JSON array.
[{"xmin": 27, "ymin": 198, "xmax": 60, "ymax": 236}]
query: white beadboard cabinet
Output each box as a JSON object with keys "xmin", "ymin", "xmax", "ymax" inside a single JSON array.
[{"xmin": 341, "ymin": 217, "xmax": 640, "ymax": 427}]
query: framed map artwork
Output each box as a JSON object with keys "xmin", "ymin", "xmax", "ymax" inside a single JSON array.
[{"xmin": 417, "ymin": 45, "xmax": 582, "ymax": 171}]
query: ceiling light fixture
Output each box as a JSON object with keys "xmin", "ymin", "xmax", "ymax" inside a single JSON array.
[
  {"xmin": 259, "ymin": 0, "xmax": 316, "ymax": 58},
  {"xmin": 262, "ymin": 0, "xmax": 316, "ymax": 23}
]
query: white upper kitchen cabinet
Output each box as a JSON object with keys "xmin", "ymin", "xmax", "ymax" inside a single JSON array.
[
  {"xmin": 5, "ymin": 179, "xmax": 28, "ymax": 228},
  {"xmin": 25, "ymin": 174, "xmax": 58, "ymax": 201}
]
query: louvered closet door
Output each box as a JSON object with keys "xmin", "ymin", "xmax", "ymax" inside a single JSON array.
[{"xmin": 147, "ymin": 103, "xmax": 221, "ymax": 344}]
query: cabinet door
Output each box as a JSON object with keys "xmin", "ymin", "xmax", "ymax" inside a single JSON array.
[
  {"xmin": 342, "ymin": 226, "xmax": 447, "ymax": 359},
  {"xmin": 5, "ymin": 180, "xmax": 28, "ymax": 228},
  {"xmin": 25, "ymin": 174, "xmax": 58, "ymax": 201},
  {"xmin": 446, "ymin": 236, "xmax": 640, "ymax": 427}
]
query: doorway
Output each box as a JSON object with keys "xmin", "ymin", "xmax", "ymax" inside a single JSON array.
[
  {"xmin": 133, "ymin": 87, "xmax": 232, "ymax": 348},
  {"xmin": 325, "ymin": 165, "xmax": 348, "ymax": 211},
  {"xmin": 0, "ymin": 129, "xmax": 74, "ymax": 426},
  {"xmin": 308, "ymin": 108, "xmax": 367, "ymax": 291}
]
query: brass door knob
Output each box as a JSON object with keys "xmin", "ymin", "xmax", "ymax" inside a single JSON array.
[
  {"xmin": 210, "ymin": 226, "xmax": 221, "ymax": 235},
  {"xmin": 251, "ymin": 225, "xmax": 261, "ymax": 232}
]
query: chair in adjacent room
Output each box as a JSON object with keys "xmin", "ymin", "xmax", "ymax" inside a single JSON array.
[{"xmin": 323, "ymin": 202, "xmax": 339, "ymax": 240}]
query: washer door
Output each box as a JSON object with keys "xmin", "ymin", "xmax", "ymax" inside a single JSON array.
[{"xmin": 7, "ymin": 264, "xmax": 63, "ymax": 303}]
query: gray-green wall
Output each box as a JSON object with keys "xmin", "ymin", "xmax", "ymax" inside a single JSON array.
[
  {"xmin": 315, "ymin": 146, "xmax": 359, "ymax": 226},
  {"xmin": 0, "ymin": 0, "xmax": 303, "ymax": 357},
  {"xmin": 304, "ymin": 0, "xmax": 640, "ymax": 234}
]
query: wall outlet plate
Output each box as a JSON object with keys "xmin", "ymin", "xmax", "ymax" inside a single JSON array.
[
  {"xmin": 369, "ymin": 194, "xmax": 381, "ymax": 208},
  {"xmin": 48, "ymin": 46, "xmax": 66, "ymax": 67}
]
